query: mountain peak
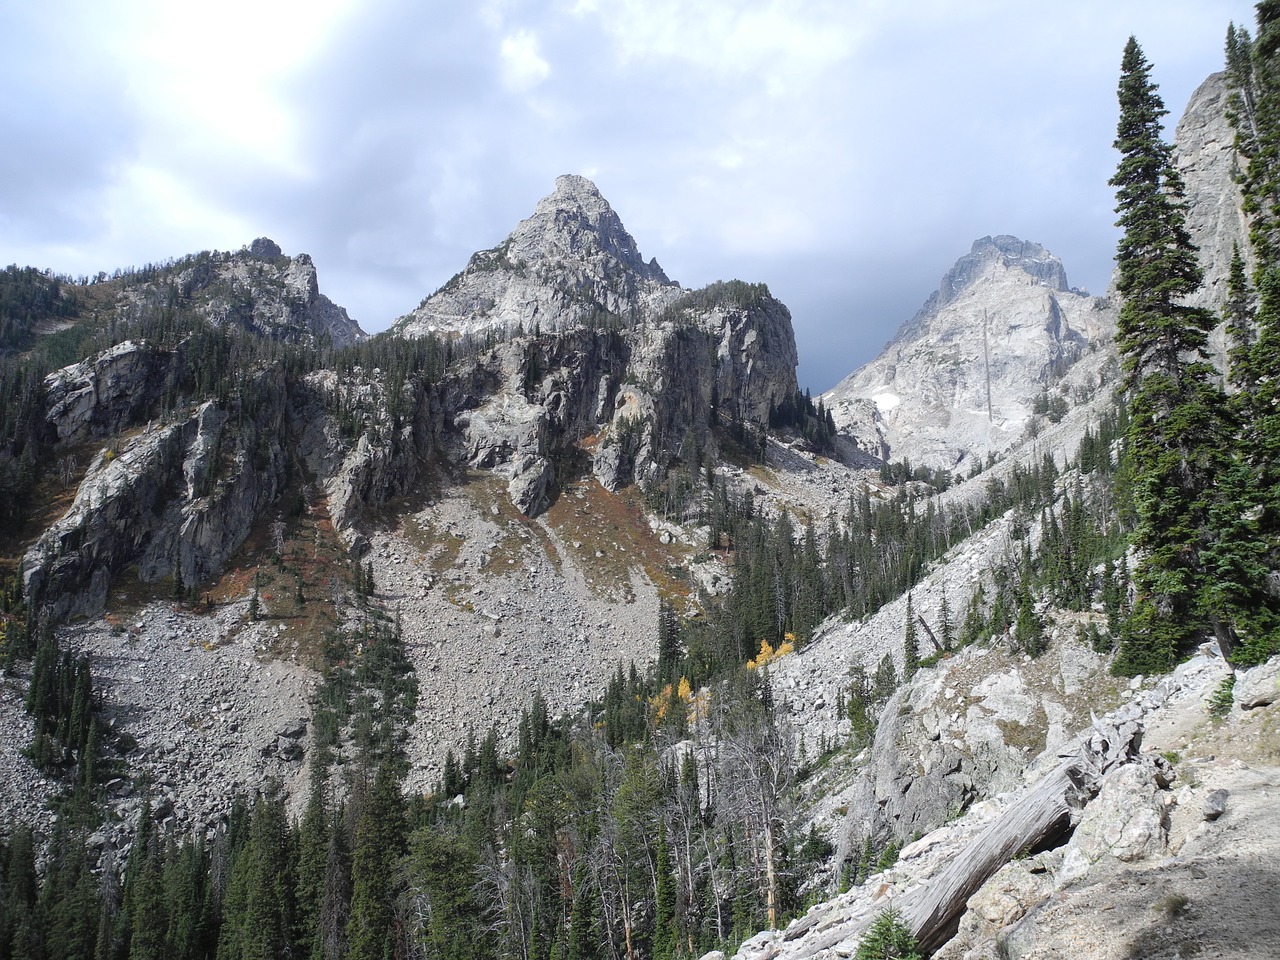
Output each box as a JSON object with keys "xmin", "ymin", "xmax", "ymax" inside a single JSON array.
[
  {"xmin": 936, "ymin": 235, "xmax": 1069, "ymax": 310},
  {"xmin": 396, "ymin": 176, "xmax": 678, "ymax": 338},
  {"xmin": 248, "ymin": 237, "xmax": 284, "ymax": 259},
  {"xmin": 824, "ymin": 235, "xmax": 1104, "ymax": 471},
  {"xmin": 551, "ymin": 173, "xmax": 603, "ymax": 201},
  {"xmin": 504, "ymin": 175, "xmax": 670, "ymax": 283}
]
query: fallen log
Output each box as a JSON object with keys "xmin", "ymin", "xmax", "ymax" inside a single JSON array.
[
  {"xmin": 899, "ymin": 713, "xmax": 1143, "ymax": 953},
  {"xmin": 784, "ymin": 711, "xmax": 1144, "ymax": 960}
]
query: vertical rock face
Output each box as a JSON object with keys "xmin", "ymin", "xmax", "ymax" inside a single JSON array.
[
  {"xmin": 43, "ymin": 341, "xmax": 170, "ymax": 445},
  {"xmin": 823, "ymin": 236, "xmax": 1110, "ymax": 473},
  {"xmin": 1173, "ymin": 71, "xmax": 1252, "ymax": 373},
  {"xmin": 394, "ymin": 174, "xmax": 683, "ymax": 338},
  {"xmin": 1174, "ymin": 72, "xmax": 1250, "ymax": 312},
  {"xmin": 433, "ymin": 282, "xmax": 799, "ymax": 515},
  {"xmin": 24, "ymin": 373, "xmax": 290, "ymax": 619}
]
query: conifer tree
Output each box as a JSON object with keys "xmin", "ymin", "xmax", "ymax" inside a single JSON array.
[
  {"xmin": 654, "ymin": 825, "xmax": 677, "ymax": 960},
  {"xmin": 566, "ymin": 865, "xmax": 603, "ymax": 960},
  {"xmin": 1109, "ymin": 37, "xmax": 1230, "ymax": 673},
  {"xmin": 902, "ymin": 594, "xmax": 919, "ymax": 680},
  {"xmin": 854, "ymin": 907, "xmax": 923, "ymax": 960},
  {"xmin": 937, "ymin": 590, "xmax": 954, "ymax": 651},
  {"xmin": 346, "ymin": 761, "xmax": 405, "ymax": 960},
  {"xmin": 1225, "ymin": 245, "xmax": 1257, "ymax": 389},
  {"xmin": 1223, "ymin": 9, "xmax": 1280, "ymax": 663},
  {"xmin": 129, "ymin": 837, "xmax": 168, "ymax": 960}
]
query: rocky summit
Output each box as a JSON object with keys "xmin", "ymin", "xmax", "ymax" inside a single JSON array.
[
  {"xmin": 823, "ymin": 235, "xmax": 1113, "ymax": 475},
  {"xmin": 395, "ymin": 174, "xmax": 682, "ymax": 339},
  {"xmin": 120, "ymin": 238, "xmax": 367, "ymax": 347}
]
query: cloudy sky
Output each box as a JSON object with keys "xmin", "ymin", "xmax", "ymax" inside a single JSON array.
[{"xmin": 0, "ymin": 0, "xmax": 1254, "ymax": 389}]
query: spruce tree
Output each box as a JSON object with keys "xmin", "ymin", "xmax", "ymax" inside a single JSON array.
[
  {"xmin": 1224, "ymin": 245, "xmax": 1257, "ymax": 389},
  {"xmin": 654, "ymin": 826, "xmax": 677, "ymax": 960},
  {"xmin": 346, "ymin": 760, "xmax": 404, "ymax": 960},
  {"xmin": 854, "ymin": 907, "xmax": 922, "ymax": 960},
  {"xmin": 902, "ymin": 594, "xmax": 919, "ymax": 679},
  {"xmin": 1109, "ymin": 37, "xmax": 1230, "ymax": 673},
  {"xmin": 937, "ymin": 589, "xmax": 954, "ymax": 651}
]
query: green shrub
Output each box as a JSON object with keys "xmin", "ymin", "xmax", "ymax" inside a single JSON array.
[
  {"xmin": 1207, "ymin": 674, "xmax": 1235, "ymax": 719},
  {"xmin": 855, "ymin": 907, "xmax": 923, "ymax": 960}
]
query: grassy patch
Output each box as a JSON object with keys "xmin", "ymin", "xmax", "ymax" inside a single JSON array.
[
  {"xmin": 995, "ymin": 706, "xmax": 1048, "ymax": 755},
  {"xmin": 0, "ymin": 437, "xmax": 107, "ymax": 583},
  {"xmin": 543, "ymin": 478, "xmax": 691, "ymax": 603}
]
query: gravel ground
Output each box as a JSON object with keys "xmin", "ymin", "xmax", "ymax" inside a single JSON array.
[{"xmin": 0, "ymin": 674, "xmax": 58, "ymax": 838}]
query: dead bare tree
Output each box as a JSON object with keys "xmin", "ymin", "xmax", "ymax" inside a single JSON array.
[
  {"xmin": 57, "ymin": 454, "xmax": 77, "ymax": 487},
  {"xmin": 270, "ymin": 516, "xmax": 287, "ymax": 560},
  {"xmin": 716, "ymin": 680, "xmax": 797, "ymax": 930}
]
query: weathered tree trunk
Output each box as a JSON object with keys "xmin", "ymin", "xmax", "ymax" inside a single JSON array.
[
  {"xmin": 917, "ymin": 615, "xmax": 943, "ymax": 653},
  {"xmin": 764, "ymin": 817, "xmax": 779, "ymax": 930},
  {"xmin": 900, "ymin": 714, "xmax": 1143, "ymax": 953},
  {"xmin": 780, "ymin": 713, "xmax": 1143, "ymax": 960}
]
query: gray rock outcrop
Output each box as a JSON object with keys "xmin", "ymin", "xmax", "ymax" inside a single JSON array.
[
  {"xmin": 1234, "ymin": 658, "xmax": 1280, "ymax": 709},
  {"xmin": 117, "ymin": 240, "xmax": 365, "ymax": 347},
  {"xmin": 1172, "ymin": 71, "xmax": 1253, "ymax": 374},
  {"xmin": 24, "ymin": 372, "xmax": 289, "ymax": 618},
  {"xmin": 437, "ymin": 285, "xmax": 797, "ymax": 514},
  {"xmin": 44, "ymin": 340, "xmax": 170, "ymax": 444},
  {"xmin": 1174, "ymin": 72, "xmax": 1251, "ymax": 313},
  {"xmin": 825, "ymin": 638, "xmax": 1113, "ymax": 864}
]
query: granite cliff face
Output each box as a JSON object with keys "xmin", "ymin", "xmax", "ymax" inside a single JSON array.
[
  {"xmin": 823, "ymin": 236, "xmax": 1112, "ymax": 473},
  {"xmin": 395, "ymin": 176, "xmax": 798, "ymax": 516},
  {"xmin": 1174, "ymin": 72, "xmax": 1250, "ymax": 312},
  {"xmin": 25, "ymin": 368, "xmax": 292, "ymax": 619},
  {"xmin": 395, "ymin": 175, "xmax": 682, "ymax": 338},
  {"xmin": 1173, "ymin": 71, "xmax": 1252, "ymax": 371}
]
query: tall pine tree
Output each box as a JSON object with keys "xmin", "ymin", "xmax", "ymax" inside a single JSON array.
[{"xmin": 1109, "ymin": 37, "xmax": 1229, "ymax": 673}]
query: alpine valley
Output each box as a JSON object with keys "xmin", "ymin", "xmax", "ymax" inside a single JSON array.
[{"xmin": 1, "ymin": 33, "xmax": 1279, "ymax": 960}]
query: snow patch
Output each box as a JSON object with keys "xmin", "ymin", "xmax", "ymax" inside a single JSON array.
[{"xmin": 872, "ymin": 392, "xmax": 900, "ymax": 412}]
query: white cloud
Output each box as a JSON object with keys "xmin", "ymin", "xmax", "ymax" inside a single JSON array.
[
  {"xmin": 500, "ymin": 28, "xmax": 552, "ymax": 91},
  {"xmin": 117, "ymin": 0, "xmax": 357, "ymax": 178},
  {"xmin": 0, "ymin": 0, "xmax": 1261, "ymax": 390}
]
